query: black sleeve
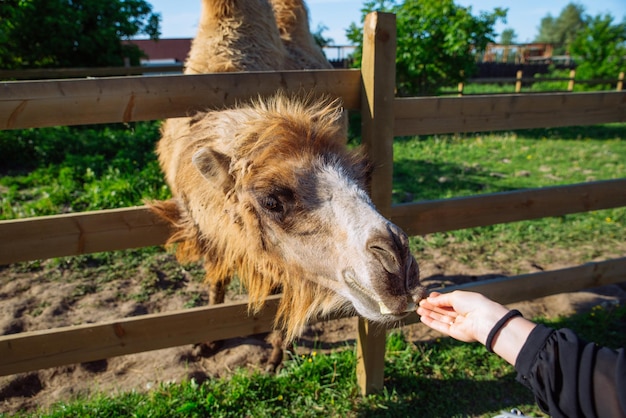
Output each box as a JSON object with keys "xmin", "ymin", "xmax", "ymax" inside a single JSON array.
[{"xmin": 514, "ymin": 324, "xmax": 626, "ymax": 418}]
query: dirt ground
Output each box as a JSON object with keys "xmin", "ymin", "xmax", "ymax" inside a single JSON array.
[{"xmin": 1, "ymin": 246, "xmax": 626, "ymax": 415}]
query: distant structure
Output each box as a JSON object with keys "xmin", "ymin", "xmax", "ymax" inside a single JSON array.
[
  {"xmin": 123, "ymin": 38, "xmax": 191, "ymax": 65},
  {"xmin": 480, "ymin": 42, "xmax": 573, "ymax": 66},
  {"xmin": 323, "ymin": 45, "xmax": 356, "ymax": 68}
]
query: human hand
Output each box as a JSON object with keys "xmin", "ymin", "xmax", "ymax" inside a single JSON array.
[{"xmin": 417, "ymin": 290, "xmax": 510, "ymax": 345}]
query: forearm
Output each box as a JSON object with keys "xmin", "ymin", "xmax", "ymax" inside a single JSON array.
[
  {"xmin": 462, "ymin": 298, "xmax": 537, "ymax": 365},
  {"xmin": 489, "ymin": 316, "xmax": 537, "ymax": 365}
]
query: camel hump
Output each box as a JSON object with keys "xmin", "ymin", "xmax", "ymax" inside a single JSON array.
[
  {"xmin": 269, "ymin": 0, "xmax": 332, "ymax": 69},
  {"xmin": 186, "ymin": 0, "xmax": 288, "ymax": 73}
]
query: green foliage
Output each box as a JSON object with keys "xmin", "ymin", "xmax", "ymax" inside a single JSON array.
[
  {"xmin": 346, "ymin": 0, "xmax": 506, "ymax": 96},
  {"xmin": 570, "ymin": 13, "xmax": 626, "ymax": 85},
  {"xmin": 0, "ymin": 122, "xmax": 169, "ymax": 219},
  {"xmin": 0, "ymin": 0, "xmax": 161, "ymax": 69},
  {"xmin": 312, "ymin": 24, "xmax": 334, "ymax": 49},
  {"xmin": 534, "ymin": 3, "xmax": 586, "ymax": 54},
  {"xmin": 533, "ymin": 3, "xmax": 625, "ymax": 82},
  {"xmin": 500, "ymin": 28, "xmax": 517, "ymax": 45}
]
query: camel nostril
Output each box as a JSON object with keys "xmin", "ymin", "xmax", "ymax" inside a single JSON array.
[
  {"xmin": 369, "ymin": 242, "xmax": 400, "ymax": 275},
  {"xmin": 367, "ymin": 223, "xmax": 413, "ymax": 277}
]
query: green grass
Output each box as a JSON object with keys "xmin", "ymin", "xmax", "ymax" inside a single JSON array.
[
  {"xmin": 393, "ymin": 126, "xmax": 626, "ymax": 200},
  {"xmin": 0, "ymin": 122, "xmax": 169, "ymax": 219},
  {"xmin": 6, "ymin": 302, "xmax": 625, "ymax": 417},
  {"xmin": 393, "ymin": 124, "xmax": 626, "ymax": 269},
  {"xmin": 439, "ymin": 69, "xmax": 617, "ymax": 96}
]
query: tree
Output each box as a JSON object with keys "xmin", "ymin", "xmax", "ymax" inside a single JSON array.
[
  {"xmin": 312, "ymin": 24, "xmax": 334, "ymax": 49},
  {"xmin": 0, "ymin": 0, "xmax": 160, "ymax": 69},
  {"xmin": 534, "ymin": 2, "xmax": 585, "ymax": 54},
  {"xmin": 346, "ymin": 0, "xmax": 506, "ymax": 96},
  {"xmin": 570, "ymin": 13, "xmax": 626, "ymax": 84},
  {"xmin": 500, "ymin": 28, "xmax": 517, "ymax": 45}
]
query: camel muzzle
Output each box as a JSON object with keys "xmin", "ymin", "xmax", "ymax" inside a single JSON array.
[{"xmin": 367, "ymin": 223, "xmax": 425, "ymax": 315}]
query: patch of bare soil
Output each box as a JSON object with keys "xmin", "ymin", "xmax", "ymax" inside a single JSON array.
[{"xmin": 1, "ymin": 245, "xmax": 626, "ymax": 415}]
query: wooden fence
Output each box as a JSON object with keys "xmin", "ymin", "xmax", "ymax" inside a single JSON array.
[
  {"xmin": 0, "ymin": 64, "xmax": 184, "ymax": 80},
  {"xmin": 1, "ymin": 12, "xmax": 626, "ymax": 395},
  {"xmin": 456, "ymin": 69, "xmax": 625, "ymax": 95}
]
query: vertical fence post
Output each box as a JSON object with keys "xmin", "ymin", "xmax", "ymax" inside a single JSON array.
[
  {"xmin": 515, "ymin": 70, "xmax": 523, "ymax": 93},
  {"xmin": 617, "ymin": 71, "xmax": 624, "ymax": 91},
  {"xmin": 357, "ymin": 11, "xmax": 397, "ymax": 396},
  {"xmin": 568, "ymin": 69, "xmax": 576, "ymax": 91},
  {"xmin": 457, "ymin": 70, "xmax": 465, "ymax": 96}
]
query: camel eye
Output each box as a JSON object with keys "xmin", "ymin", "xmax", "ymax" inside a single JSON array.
[{"xmin": 260, "ymin": 195, "xmax": 283, "ymax": 213}]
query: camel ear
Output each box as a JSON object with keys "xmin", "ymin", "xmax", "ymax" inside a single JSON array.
[{"xmin": 192, "ymin": 148, "xmax": 234, "ymax": 188}]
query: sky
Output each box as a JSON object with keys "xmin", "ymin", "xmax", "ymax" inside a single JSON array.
[{"xmin": 144, "ymin": 0, "xmax": 626, "ymax": 52}]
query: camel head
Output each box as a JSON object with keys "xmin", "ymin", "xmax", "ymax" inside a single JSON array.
[{"xmin": 154, "ymin": 94, "xmax": 425, "ymax": 340}]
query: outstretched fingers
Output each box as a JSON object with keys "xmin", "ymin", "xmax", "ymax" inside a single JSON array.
[
  {"xmin": 418, "ymin": 300, "xmax": 457, "ymax": 324},
  {"xmin": 417, "ymin": 295, "xmax": 477, "ymax": 343}
]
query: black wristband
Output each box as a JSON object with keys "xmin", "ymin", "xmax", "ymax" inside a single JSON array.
[{"xmin": 485, "ymin": 309, "xmax": 523, "ymax": 353}]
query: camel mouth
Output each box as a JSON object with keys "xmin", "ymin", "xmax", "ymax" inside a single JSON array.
[
  {"xmin": 342, "ymin": 269, "xmax": 378, "ymax": 303},
  {"xmin": 378, "ymin": 298, "xmax": 416, "ymax": 315},
  {"xmin": 342, "ymin": 269, "xmax": 414, "ymax": 318}
]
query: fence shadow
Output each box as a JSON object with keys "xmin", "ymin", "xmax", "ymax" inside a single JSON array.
[
  {"xmin": 355, "ymin": 370, "xmax": 536, "ymax": 417},
  {"xmin": 393, "ymin": 158, "xmax": 516, "ymax": 203},
  {"xmin": 513, "ymin": 124, "xmax": 626, "ymax": 141}
]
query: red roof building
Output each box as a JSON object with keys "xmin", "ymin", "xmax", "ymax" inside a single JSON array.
[{"xmin": 124, "ymin": 38, "xmax": 192, "ymax": 63}]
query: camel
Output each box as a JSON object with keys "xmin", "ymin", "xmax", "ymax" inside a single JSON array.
[
  {"xmin": 151, "ymin": 0, "xmax": 425, "ymax": 367},
  {"xmin": 183, "ymin": 0, "xmax": 330, "ymax": 74}
]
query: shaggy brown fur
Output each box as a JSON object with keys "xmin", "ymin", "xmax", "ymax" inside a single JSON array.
[
  {"xmin": 154, "ymin": 95, "xmax": 361, "ymax": 342},
  {"xmin": 185, "ymin": 0, "xmax": 287, "ymax": 73},
  {"xmin": 269, "ymin": 0, "xmax": 332, "ymax": 69},
  {"xmin": 184, "ymin": 0, "xmax": 329, "ymax": 74}
]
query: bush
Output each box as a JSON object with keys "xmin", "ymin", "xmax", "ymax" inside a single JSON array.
[{"xmin": 0, "ymin": 122, "xmax": 169, "ymax": 219}]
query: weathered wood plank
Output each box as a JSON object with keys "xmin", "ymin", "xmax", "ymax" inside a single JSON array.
[
  {"xmin": 360, "ymin": 13, "xmax": 396, "ymax": 217},
  {"xmin": 394, "ymin": 91, "xmax": 626, "ymax": 136},
  {"xmin": 0, "ymin": 296, "xmax": 282, "ymax": 377},
  {"xmin": 0, "ymin": 65, "xmax": 183, "ymax": 80},
  {"xmin": 0, "ymin": 206, "xmax": 170, "ymax": 265},
  {"xmin": 357, "ymin": 11, "xmax": 396, "ymax": 396},
  {"xmin": 456, "ymin": 257, "xmax": 626, "ymax": 305},
  {"xmin": 401, "ymin": 257, "xmax": 626, "ymax": 326},
  {"xmin": 0, "ymin": 69, "xmax": 361, "ymax": 130},
  {"xmin": 390, "ymin": 178, "xmax": 626, "ymax": 237}
]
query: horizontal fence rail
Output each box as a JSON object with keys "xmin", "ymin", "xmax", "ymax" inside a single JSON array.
[
  {"xmin": 0, "ymin": 295, "xmax": 283, "ymax": 377},
  {"xmin": 2, "ymin": 178, "xmax": 625, "ymax": 265},
  {"xmin": 0, "ymin": 206, "xmax": 170, "ymax": 265},
  {"xmin": 2, "ymin": 256, "xmax": 625, "ymax": 377},
  {"xmin": 0, "ymin": 69, "xmax": 361, "ymax": 130},
  {"xmin": 3, "ymin": 74, "xmax": 624, "ymax": 134},
  {"xmin": 390, "ymin": 178, "xmax": 626, "ymax": 237},
  {"xmin": 468, "ymin": 74, "xmax": 624, "ymax": 88},
  {"xmin": 0, "ymin": 65, "xmax": 184, "ymax": 80},
  {"xmin": 394, "ymin": 91, "xmax": 626, "ymax": 136},
  {"xmin": 400, "ymin": 257, "xmax": 626, "ymax": 327}
]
